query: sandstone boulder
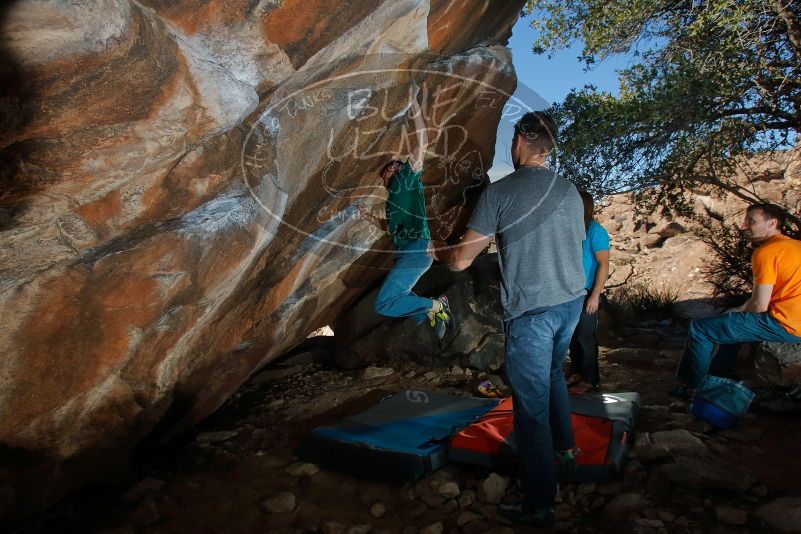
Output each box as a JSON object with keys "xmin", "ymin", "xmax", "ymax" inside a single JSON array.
[{"xmin": 0, "ymin": 0, "xmax": 524, "ymax": 521}]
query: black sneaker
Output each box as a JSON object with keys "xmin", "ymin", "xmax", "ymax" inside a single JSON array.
[{"xmin": 498, "ymin": 501, "xmax": 555, "ymax": 528}]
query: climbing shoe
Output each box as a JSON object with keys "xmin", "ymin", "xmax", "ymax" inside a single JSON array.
[
  {"xmin": 431, "ymin": 316, "xmax": 447, "ymax": 340},
  {"xmin": 429, "ymin": 295, "xmax": 454, "ymax": 340},
  {"xmin": 434, "ymin": 295, "xmax": 454, "ymax": 328},
  {"xmin": 478, "ymin": 380, "xmax": 502, "ymax": 398}
]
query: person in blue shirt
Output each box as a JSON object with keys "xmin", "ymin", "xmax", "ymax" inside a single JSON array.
[{"xmin": 567, "ymin": 191, "xmax": 610, "ymax": 392}]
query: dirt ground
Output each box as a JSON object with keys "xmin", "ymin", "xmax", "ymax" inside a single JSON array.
[{"xmin": 13, "ymin": 321, "xmax": 801, "ymax": 534}]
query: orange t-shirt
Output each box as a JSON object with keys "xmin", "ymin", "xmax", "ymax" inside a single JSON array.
[{"xmin": 752, "ymin": 234, "xmax": 801, "ymax": 336}]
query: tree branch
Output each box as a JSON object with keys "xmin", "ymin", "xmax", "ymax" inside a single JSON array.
[{"xmin": 771, "ymin": 0, "xmax": 801, "ymax": 58}]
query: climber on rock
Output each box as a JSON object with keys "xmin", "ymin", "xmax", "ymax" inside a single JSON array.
[{"xmin": 360, "ymin": 84, "xmax": 454, "ymax": 340}]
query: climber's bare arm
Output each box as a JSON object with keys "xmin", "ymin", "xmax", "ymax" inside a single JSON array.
[{"xmin": 409, "ymin": 87, "xmax": 428, "ymax": 172}]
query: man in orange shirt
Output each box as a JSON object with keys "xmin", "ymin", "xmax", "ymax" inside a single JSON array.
[{"xmin": 673, "ymin": 204, "xmax": 801, "ymax": 396}]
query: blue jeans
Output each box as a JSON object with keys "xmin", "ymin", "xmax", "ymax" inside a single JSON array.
[
  {"xmin": 374, "ymin": 239, "xmax": 433, "ymax": 323},
  {"xmin": 676, "ymin": 312, "xmax": 801, "ymax": 388},
  {"xmin": 504, "ymin": 296, "xmax": 584, "ymax": 510}
]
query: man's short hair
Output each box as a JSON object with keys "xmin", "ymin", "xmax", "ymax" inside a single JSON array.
[
  {"xmin": 514, "ymin": 111, "xmax": 557, "ymax": 153},
  {"xmin": 747, "ymin": 203, "xmax": 787, "ymax": 230}
]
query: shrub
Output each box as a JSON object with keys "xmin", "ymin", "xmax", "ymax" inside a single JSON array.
[
  {"xmin": 607, "ymin": 282, "xmax": 679, "ymax": 322},
  {"xmin": 694, "ymin": 217, "xmax": 753, "ymax": 301}
]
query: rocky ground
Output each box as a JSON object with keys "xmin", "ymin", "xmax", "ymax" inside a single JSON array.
[{"xmin": 14, "ymin": 320, "xmax": 801, "ymax": 534}]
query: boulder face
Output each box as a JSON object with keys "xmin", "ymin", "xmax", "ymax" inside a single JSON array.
[{"xmin": 0, "ymin": 0, "xmax": 524, "ymax": 521}]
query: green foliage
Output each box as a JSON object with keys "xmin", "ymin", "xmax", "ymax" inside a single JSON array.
[
  {"xmin": 607, "ymin": 282, "xmax": 679, "ymax": 322},
  {"xmin": 524, "ymin": 0, "xmax": 801, "ymax": 227}
]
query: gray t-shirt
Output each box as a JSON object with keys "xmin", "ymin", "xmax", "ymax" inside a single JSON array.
[{"xmin": 467, "ymin": 166, "xmax": 586, "ymax": 320}]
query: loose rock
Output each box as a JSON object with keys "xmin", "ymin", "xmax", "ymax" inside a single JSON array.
[
  {"xmin": 456, "ymin": 511, "xmax": 481, "ymax": 526},
  {"xmin": 756, "ymin": 497, "xmax": 801, "ymax": 532},
  {"xmin": 719, "ymin": 427, "xmax": 763, "ymax": 442},
  {"xmin": 458, "ymin": 489, "xmax": 476, "ymax": 508},
  {"xmin": 360, "ymin": 366, "xmax": 395, "ymax": 380},
  {"xmin": 436, "ymin": 481, "xmax": 460, "ymax": 499},
  {"xmin": 750, "ymin": 483, "xmax": 769, "ymax": 497},
  {"xmin": 129, "ymin": 499, "xmax": 161, "ymax": 527},
  {"xmin": 260, "ymin": 492, "xmax": 296, "ymax": 514},
  {"xmin": 369, "ymin": 502, "xmax": 386, "ymax": 518},
  {"xmin": 633, "ymin": 518, "xmax": 664, "ymax": 528},
  {"xmin": 322, "ymin": 522, "xmax": 348, "ymax": 534},
  {"xmin": 414, "ymin": 479, "xmax": 445, "ymax": 507},
  {"xmin": 660, "ymin": 455, "xmax": 755, "ymax": 492},
  {"xmin": 122, "ymin": 478, "xmax": 165, "ymax": 503},
  {"xmin": 657, "ymin": 510, "xmax": 675, "ymax": 523},
  {"xmin": 648, "ymin": 429, "xmax": 707, "ymax": 455},
  {"xmin": 418, "ymin": 522, "xmax": 443, "ymax": 534},
  {"xmin": 604, "ymin": 493, "xmax": 650, "ymax": 523},
  {"xmin": 286, "ymin": 462, "xmax": 320, "ymax": 477},
  {"xmin": 597, "ymin": 481, "xmax": 623, "ymax": 496},
  {"xmin": 715, "ymin": 506, "xmax": 748, "ymax": 525},
  {"xmin": 478, "ymin": 473, "xmax": 509, "ymax": 504}
]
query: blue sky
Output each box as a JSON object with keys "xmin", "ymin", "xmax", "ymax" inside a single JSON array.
[{"xmin": 489, "ymin": 15, "xmax": 632, "ymax": 180}]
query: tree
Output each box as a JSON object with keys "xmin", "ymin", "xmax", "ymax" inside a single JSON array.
[{"xmin": 525, "ymin": 0, "xmax": 801, "ymax": 295}]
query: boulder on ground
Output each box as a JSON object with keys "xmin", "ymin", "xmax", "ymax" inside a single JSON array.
[
  {"xmin": 660, "ymin": 455, "xmax": 755, "ymax": 492},
  {"xmin": 756, "ymin": 497, "xmax": 801, "ymax": 533},
  {"xmin": 755, "ymin": 342, "xmax": 801, "ymax": 387}
]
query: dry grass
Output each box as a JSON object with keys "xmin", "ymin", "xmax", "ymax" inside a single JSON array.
[{"xmin": 607, "ymin": 282, "xmax": 679, "ymax": 322}]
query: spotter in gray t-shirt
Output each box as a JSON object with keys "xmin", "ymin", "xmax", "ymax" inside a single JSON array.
[{"xmin": 467, "ymin": 167, "xmax": 586, "ymax": 320}]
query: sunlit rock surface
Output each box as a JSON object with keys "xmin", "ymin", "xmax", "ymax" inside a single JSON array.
[{"xmin": 0, "ymin": 0, "xmax": 523, "ymax": 521}]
